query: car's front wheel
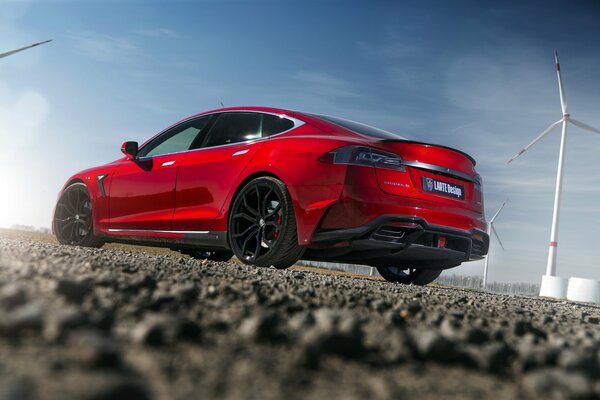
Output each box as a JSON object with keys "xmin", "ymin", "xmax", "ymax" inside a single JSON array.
[
  {"xmin": 53, "ymin": 182, "xmax": 104, "ymax": 247},
  {"xmin": 376, "ymin": 266, "xmax": 441, "ymax": 285},
  {"xmin": 228, "ymin": 176, "xmax": 304, "ymax": 269}
]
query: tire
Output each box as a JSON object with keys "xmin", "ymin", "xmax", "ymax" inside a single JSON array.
[
  {"xmin": 376, "ymin": 266, "xmax": 442, "ymax": 285},
  {"xmin": 187, "ymin": 250, "xmax": 233, "ymax": 262},
  {"xmin": 228, "ymin": 176, "xmax": 304, "ymax": 269},
  {"xmin": 54, "ymin": 182, "xmax": 104, "ymax": 248}
]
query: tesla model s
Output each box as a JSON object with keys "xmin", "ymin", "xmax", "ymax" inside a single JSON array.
[{"xmin": 53, "ymin": 106, "xmax": 488, "ymax": 285}]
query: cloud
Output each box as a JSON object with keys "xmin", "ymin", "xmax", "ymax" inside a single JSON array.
[
  {"xmin": 135, "ymin": 28, "xmax": 180, "ymax": 38},
  {"xmin": 292, "ymin": 70, "xmax": 359, "ymax": 98},
  {"xmin": 68, "ymin": 32, "xmax": 141, "ymax": 63}
]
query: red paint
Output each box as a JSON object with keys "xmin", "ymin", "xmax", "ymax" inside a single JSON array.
[
  {"xmin": 109, "ymin": 153, "xmax": 186, "ymax": 230},
  {"xmin": 550, "ymin": 241, "xmax": 558, "ymax": 247},
  {"xmin": 53, "ymin": 106, "xmax": 489, "ymax": 267}
]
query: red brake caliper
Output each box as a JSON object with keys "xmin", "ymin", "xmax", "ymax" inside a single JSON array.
[{"xmin": 274, "ymin": 216, "xmax": 282, "ymax": 240}]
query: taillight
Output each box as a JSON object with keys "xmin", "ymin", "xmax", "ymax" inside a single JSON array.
[{"xmin": 319, "ymin": 146, "xmax": 406, "ymax": 172}]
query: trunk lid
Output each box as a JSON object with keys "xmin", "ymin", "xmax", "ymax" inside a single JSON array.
[{"xmin": 373, "ymin": 140, "xmax": 483, "ymax": 213}]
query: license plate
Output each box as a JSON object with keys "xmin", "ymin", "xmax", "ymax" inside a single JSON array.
[{"xmin": 421, "ymin": 176, "xmax": 464, "ymax": 199}]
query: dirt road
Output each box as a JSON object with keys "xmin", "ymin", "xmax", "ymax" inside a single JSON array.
[{"xmin": 0, "ymin": 232, "xmax": 599, "ymax": 399}]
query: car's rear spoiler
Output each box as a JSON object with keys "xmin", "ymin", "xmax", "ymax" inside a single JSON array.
[{"xmin": 379, "ymin": 139, "xmax": 477, "ymax": 165}]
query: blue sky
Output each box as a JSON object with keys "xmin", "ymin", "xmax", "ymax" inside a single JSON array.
[{"xmin": 1, "ymin": 0, "xmax": 600, "ymax": 283}]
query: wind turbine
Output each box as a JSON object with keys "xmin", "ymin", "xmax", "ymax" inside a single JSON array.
[
  {"xmin": 482, "ymin": 199, "xmax": 507, "ymax": 289},
  {"xmin": 508, "ymin": 51, "xmax": 600, "ymax": 290},
  {"xmin": 0, "ymin": 40, "xmax": 52, "ymax": 60}
]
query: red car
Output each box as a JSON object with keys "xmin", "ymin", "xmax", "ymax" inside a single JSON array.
[{"xmin": 53, "ymin": 106, "xmax": 488, "ymax": 285}]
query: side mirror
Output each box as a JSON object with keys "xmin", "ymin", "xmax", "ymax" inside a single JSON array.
[{"xmin": 121, "ymin": 141, "xmax": 138, "ymax": 159}]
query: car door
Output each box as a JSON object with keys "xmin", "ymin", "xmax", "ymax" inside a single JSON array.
[
  {"xmin": 172, "ymin": 112, "xmax": 266, "ymax": 231},
  {"xmin": 108, "ymin": 116, "xmax": 212, "ymax": 231}
]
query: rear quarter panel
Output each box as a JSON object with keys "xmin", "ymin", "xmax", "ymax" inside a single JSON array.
[{"xmin": 210, "ymin": 126, "xmax": 365, "ymax": 244}]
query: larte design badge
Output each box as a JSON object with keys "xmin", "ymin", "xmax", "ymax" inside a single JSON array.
[{"xmin": 422, "ymin": 177, "xmax": 464, "ymax": 199}]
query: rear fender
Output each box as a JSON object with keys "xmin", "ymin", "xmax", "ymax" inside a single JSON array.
[{"xmin": 211, "ymin": 132, "xmax": 353, "ymax": 244}]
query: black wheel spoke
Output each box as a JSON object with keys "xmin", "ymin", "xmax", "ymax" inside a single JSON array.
[
  {"xmin": 261, "ymin": 187, "xmax": 273, "ymax": 216},
  {"xmin": 233, "ymin": 224, "xmax": 259, "ymax": 239},
  {"xmin": 254, "ymin": 185, "xmax": 264, "ymax": 217},
  {"xmin": 60, "ymin": 199, "xmax": 76, "ymax": 215},
  {"xmin": 75, "ymin": 189, "xmax": 81, "ymax": 209},
  {"xmin": 68, "ymin": 190, "xmax": 78, "ymax": 213},
  {"xmin": 69, "ymin": 222, "xmax": 77, "ymax": 242},
  {"xmin": 265, "ymin": 203, "xmax": 281, "ymax": 219},
  {"xmin": 265, "ymin": 221, "xmax": 281, "ymax": 230},
  {"xmin": 60, "ymin": 220, "xmax": 74, "ymax": 235},
  {"xmin": 242, "ymin": 193, "xmax": 259, "ymax": 217},
  {"xmin": 233, "ymin": 212, "xmax": 255, "ymax": 223},
  {"xmin": 253, "ymin": 230, "xmax": 262, "ymax": 258},
  {"xmin": 241, "ymin": 229, "xmax": 258, "ymax": 260}
]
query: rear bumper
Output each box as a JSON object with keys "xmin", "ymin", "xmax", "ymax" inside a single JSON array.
[{"xmin": 308, "ymin": 215, "xmax": 489, "ymax": 268}]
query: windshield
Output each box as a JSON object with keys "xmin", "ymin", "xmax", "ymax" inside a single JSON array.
[{"xmin": 308, "ymin": 114, "xmax": 407, "ymax": 140}]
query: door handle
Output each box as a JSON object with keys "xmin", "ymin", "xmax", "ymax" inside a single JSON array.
[
  {"xmin": 232, "ymin": 149, "xmax": 249, "ymax": 157},
  {"xmin": 161, "ymin": 160, "xmax": 176, "ymax": 166}
]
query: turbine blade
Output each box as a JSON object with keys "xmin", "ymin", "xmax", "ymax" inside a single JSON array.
[
  {"xmin": 570, "ymin": 118, "xmax": 600, "ymax": 135},
  {"xmin": 0, "ymin": 39, "xmax": 52, "ymax": 59},
  {"xmin": 507, "ymin": 120, "xmax": 562, "ymax": 164},
  {"xmin": 491, "ymin": 225, "xmax": 504, "ymax": 251},
  {"xmin": 555, "ymin": 50, "xmax": 568, "ymax": 114},
  {"xmin": 490, "ymin": 199, "xmax": 508, "ymax": 223}
]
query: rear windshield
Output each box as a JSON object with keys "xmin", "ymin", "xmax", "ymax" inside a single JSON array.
[{"xmin": 308, "ymin": 114, "xmax": 407, "ymax": 140}]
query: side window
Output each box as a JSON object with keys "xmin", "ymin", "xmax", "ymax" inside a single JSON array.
[
  {"xmin": 203, "ymin": 113, "xmax": 261, "ymax": 148},
  {"xmin": 140, "ymin": 116, "xmax": 211, "ymax": 157},
  {"xmin": 262, "ymin": 114, "xmax": 294, "ymax": 136}
]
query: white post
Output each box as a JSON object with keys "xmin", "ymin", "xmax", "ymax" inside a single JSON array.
[
  {"xmin": 546, "ymin": 119, "xmax": 568, "ymax": 276},
  {"xmin": 482, "ymin": 225, "xmax": 491, "ymax": 289}
]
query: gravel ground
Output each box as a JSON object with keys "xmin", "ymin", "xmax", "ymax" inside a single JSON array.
[{"xmin": 1, "ymin": 234, "xmax": 600, "ymax": 400}]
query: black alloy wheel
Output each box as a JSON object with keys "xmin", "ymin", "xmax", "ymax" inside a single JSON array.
[
  {"xmin": 376, "ymin": 266, "xmax": 442, "ymax": 285},
  {"xmin": 54, "ymin": 183, "xmax": 103, "ymax": 247},
  {"xmin": 229, "ymin": 177, "xmax": 303, "ymax": 268}
]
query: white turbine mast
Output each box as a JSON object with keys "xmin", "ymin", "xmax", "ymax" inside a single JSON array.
[
  {"xmin": 0, "ymin": 39, "xmax": 52, "ymax": 60},
  {"xmin": 508, "ymin": 51, "xmax": 600, "ymax": 280},
  {"xmin": 482, "ymin": 199, "xmax": 507, "ymax": 289}
]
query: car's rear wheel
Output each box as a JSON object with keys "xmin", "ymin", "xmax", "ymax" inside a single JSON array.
[
  {"xmin": 187, "ymin": 250, "xmax": 233, "ymax": 262},
  {"xmin": 228, "ymin": 176, "xmax": 304, "ymax": 269},
  {"xmin": 376, "ymin": 266, "xmax": 441, "ymax": 285},
  {"xmin": 54, "ymin": 182, "xmax": 104, "ymax": 247}
]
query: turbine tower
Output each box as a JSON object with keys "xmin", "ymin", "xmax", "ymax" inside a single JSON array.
[
  {"xmin": 508, "ymin": 51, "xmax": 600, "ymax": 296},
  {"xmin": 482, "ymin": 199, "xmax": 507, "ymax": 289},
  {"xmin": 0, "ymin": 40, "xmax": 52, "ymax": 60}
]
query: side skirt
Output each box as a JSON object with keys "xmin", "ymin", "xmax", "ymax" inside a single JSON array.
[{"xmin": 98, "ymin": 230, "xmax": 229, "ymax": 251}]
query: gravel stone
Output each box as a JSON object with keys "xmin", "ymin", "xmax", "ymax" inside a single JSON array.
[
  {"xmin": 0, "ymin": 284, "xmax": 29, "ymax": 311},
  {"xmin": 2, "ymin": 234, "xmax": 600, "ymax": 399},
  {"xmin": 239, "ymin": 311, "xmax": 280, "ymax": 342},
  {"xmin": 131, "ymin": 315, "xmax": 167, "ymax": 346},
  {"xmin": 55, "ymin": 278, "xmax": 92, "ymax": 302},
  {"xmin": 522, "ymin": 369, "xmax": 595, "ymax": 400},
  {"xmin": 0, "ymin": 376, "xmax": 35, "ymax": 400},
  {"xmin": 84, "ymin": 380, "xmax": 150, "ymax": 400},
  {"xmin": 71, "ymin": 330, "xmax": 122, "ymax": 369}
]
